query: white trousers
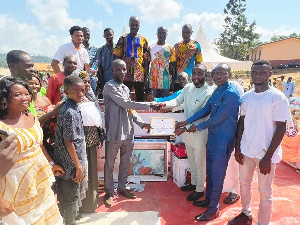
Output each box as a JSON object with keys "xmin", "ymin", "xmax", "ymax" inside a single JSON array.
[
  {"xmin": 183, "ymin": 131, "xmax": 207, "ymax": 192},
  {"xmin": 239, "ymin": 156, "xmax": 276, "ymax": 225},
  {"xmin": 223, "ymin": 151, "xmax": 240, "ymax": 194}
]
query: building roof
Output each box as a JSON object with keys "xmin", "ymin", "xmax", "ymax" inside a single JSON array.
[{"xmin": 249, "ymin": 37, "xmax": 300, "ymax": 52}]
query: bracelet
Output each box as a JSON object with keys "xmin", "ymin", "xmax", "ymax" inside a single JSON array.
[{"xmin": 49, "ymin": 160, "xmax": 55, "ymax": 168}]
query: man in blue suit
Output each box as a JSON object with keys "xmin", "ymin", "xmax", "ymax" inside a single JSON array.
[{"xmin": 176, "ymin": 63, "xmax": 241, "ymax": 221}]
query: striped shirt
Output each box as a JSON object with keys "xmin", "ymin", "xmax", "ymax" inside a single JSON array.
[{"xmin": 0, "ymin": 119, "xmax": 63, "ymax": 224}]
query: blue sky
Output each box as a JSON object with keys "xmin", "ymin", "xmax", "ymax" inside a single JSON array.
[{"xmin": 1, "ymin": 0, "xmax": 299, "ymax": 57}]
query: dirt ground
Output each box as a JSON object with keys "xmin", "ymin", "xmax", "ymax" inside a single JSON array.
[
  {"xmin": 0, "ymin": 68, "xmax": 10, "ymax": 76},
  {"xmin": 234, "ymin": 68, "xmax": 300, "ymax": 96}
]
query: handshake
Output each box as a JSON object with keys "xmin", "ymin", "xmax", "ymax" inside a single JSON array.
[
  {"xmin": 149, "ymin": 102, "xmax": 174, "ymax": 112},
  {"xmin": 149, "ymin": 102, "xmax": 166, "ymax": 111},
  {"xmin": 174, "ymin": 120, "xmax": 198, "ymax": 135}
]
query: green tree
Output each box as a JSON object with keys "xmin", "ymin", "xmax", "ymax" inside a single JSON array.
[
  {"xmin": 270, "ymin": 33, "xmax": 300, "ymax": 42},
  {"xmin": 215, "ymin": 0, "xmax": 260, "ymax": 60}
]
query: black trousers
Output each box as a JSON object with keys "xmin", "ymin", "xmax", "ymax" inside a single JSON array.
[
  {"xmin": 56, "ymin": 178, "xmax": 79, "ymax": 225},
  {"xmin": 123, "ymin": 81, "xmax": 144, "ymax": 102}
]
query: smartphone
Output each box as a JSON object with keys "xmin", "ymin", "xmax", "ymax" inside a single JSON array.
[{"xmin": 0, "ymin": 129, "xmax": 9, "ymax": 142}]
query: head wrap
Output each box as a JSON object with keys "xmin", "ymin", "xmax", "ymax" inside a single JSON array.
[{"xmin": 78, "ymin": 70, "xmax": 90, "ymax": 80}]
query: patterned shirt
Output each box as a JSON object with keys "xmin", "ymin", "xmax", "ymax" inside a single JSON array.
[
  {"xmin": 174, "ymin": 40, "xmax": 203, "ymax": 78},
  {"xmin": 53, "ymin": 99, "xmax": 87, "ymax": 180},
  {"xmin": 149, "ymin": 43, "xmax": 176, "ymax": 89},
  {"xmin": 87, "ymin": 45, "xmax": 98, "ymax": 66},
  {"xmin": 95, "ymin": 44, "xmax": 115, "ymax": 83},
  {"xmin": 113, "ymin": 34, "xmax": 149, "ymax": 82}
]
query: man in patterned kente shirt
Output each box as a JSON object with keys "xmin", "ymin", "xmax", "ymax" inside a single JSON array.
[
  {"xmin": 173, "ymin": 24, "xmax": 203, "ymax": 92},
  {"xmin": 113, "ymin": 16, "xmax": 149, "ymax": 102}
]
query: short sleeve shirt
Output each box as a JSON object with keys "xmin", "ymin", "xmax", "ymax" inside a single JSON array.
[
  {"xmin": 174, "ymin": 40, "xmax": 202, "ymax": 77},
  {"xmin": 149, "ymin": 43, "xmax": 176, "ymax": 89},
  {"xmin": 46, "ymin": 72, "xmax": 66, "ymax": 105},
  {"xmin": 240, "ymin": 87, "xmax": 292, "ymax": 163},
  {"xmin": 53, "ymin": 43, "xmax": 90, "ymax": 72},
  {"xmin": 113, "ymin": 34, "xmax": 149, "ymax": 82},
  {"xmin": 53, "ymin": 99, "xmax": 87, "ymax": 180}
]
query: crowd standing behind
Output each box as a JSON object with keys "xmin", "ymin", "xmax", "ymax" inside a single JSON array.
[{"xmin": 0, "ymin": 16, "xmax": 297, "ymax": 225}]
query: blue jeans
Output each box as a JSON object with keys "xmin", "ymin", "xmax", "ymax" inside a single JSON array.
[{"xmin": 90, "ymin": 75, "xmax": 98, "ymax": 95}]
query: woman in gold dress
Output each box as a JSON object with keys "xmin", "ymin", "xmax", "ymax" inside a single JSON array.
[{"xmin": 0, "ymin": 77, "xmax": 63, "ymax": 224}]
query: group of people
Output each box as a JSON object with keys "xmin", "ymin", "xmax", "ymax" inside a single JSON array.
[
  {"xmin": 0, "ymin": 50, "xmax": 103, "ymax": 225},
  {"xmin": 50, "ymin": 16, "xmax": 202, "ymax": 102},
  {"xmin": 0, "ymin": 14, "xmax": 294, "ymax": 225},
  {"xmin": 273, "ymin": 75, "xmax": 296, "ymax": 99},
  {"xmin": 160, "ymin": 61, "xmax": 292, "ymax": 224}
]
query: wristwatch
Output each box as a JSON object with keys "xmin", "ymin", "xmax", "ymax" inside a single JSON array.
[{"xmin": 49, "ymin": 160, "xmax": 55, "ymax": 168}]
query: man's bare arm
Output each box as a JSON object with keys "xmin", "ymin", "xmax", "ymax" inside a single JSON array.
[{"xmin": 51, "ymin": 59, "xmax": 61, "ymax": 74}]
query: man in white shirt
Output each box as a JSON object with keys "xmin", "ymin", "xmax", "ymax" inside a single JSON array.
[
  {"xmin": 283, "ymin": 76, "xmax": 295, "ymax": 99},
  {"xmin": 235, "ymin": 75, "xmax": 244, "ymax": 86},
  {"xmin": 159, "ymin": 64, "xmax": 213, "ymax": 202},
  {"xmin": 51, "ymin": 26, "xmax": 90, "ymax": 74},
  {"xmin": 228, "ymin": 60, "xmax": 292, "ymax": 225}
]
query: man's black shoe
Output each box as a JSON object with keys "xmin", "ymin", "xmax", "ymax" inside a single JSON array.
[
  {"xmin": 228, "ymin": 212, "xmax": 253, "ymax": 225},
  {"xmin": 180, "ymin": 184, "xmax": 196, "ymax": 192},
  {"xmin": 193, "ymin": 199, "xmax": 210, "ymax": 208},
  {"xmin": 118, "ymin": 189, "xmax": 137, "ymax": 199},
  {"xmin": 187, "ymin": 191, "xmax": 204, "ymax": 201},
  {"xmin": 195, "ymin": 209, "xmax": 219, "ymax": 221}
]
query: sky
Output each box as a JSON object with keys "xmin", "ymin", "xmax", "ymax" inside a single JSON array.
[{"xmin": 1, "ymin": 0, "xmax": 300, "ymax": 58}]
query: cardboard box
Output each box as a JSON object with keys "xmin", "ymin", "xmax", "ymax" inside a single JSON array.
[{"xmin": 171, "ymin": 152, "xmax": 190, "ymax": 187}]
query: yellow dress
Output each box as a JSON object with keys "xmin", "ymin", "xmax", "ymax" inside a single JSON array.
[{"xmin": 0, "ymin": 120, "xmax": 63, "ymax": 225}]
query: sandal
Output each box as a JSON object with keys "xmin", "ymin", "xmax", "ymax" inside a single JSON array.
[{"xmin": 223, "ymin": 192, "xmax": 240, "ymax": 204}]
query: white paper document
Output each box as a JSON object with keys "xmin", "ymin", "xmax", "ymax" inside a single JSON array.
[{"xmin": 150, "ymin": 117, "xmax": 175, "ymax": 135}]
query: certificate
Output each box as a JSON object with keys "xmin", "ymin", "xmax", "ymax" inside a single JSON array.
[{"xmin": 150, "ymin": 117, "xmax": 175, "ymax": 135}]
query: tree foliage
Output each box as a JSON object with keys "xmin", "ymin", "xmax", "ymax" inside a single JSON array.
[
  {"xmin": 215, "ymin": 0, "xmax": 260, "ymax": 61},
  {"xmin": 270, "ymin": 33, "xmax": 300, "ymax": 42},
  {"xmin": 0, "ymin": 54, "xmax": 52, "ymax": 68}
]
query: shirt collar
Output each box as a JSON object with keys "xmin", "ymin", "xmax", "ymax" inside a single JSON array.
[{"xmin": 216, "ymin": 82, "xmax": 229, "ymax": 91}]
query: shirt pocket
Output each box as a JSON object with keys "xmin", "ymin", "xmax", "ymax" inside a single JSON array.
[{"xmin": 194, "ymin": 98, "xmax": 205, "ymax": 111}]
